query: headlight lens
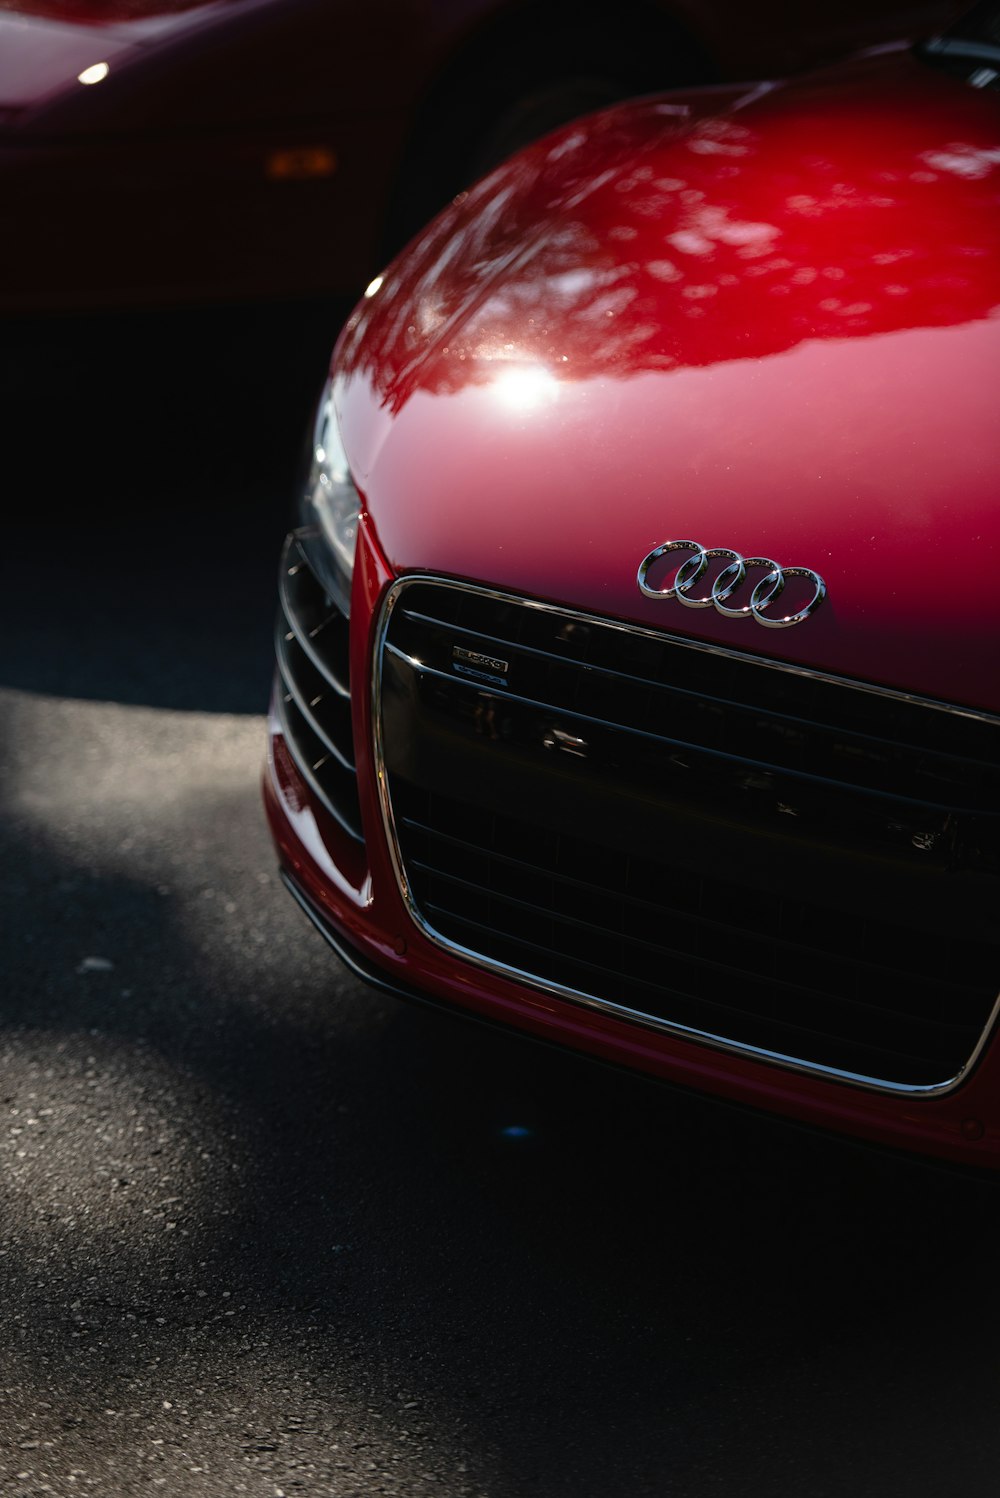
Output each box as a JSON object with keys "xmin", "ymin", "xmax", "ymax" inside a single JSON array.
[{"xmin": 300, "ymin": 380, "xmax": 360, "ymax": 617}]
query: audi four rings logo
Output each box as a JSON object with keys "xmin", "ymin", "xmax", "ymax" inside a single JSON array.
[{"xmin": 637, "ymin": 540, "xmax": 826, "ymax": 629}]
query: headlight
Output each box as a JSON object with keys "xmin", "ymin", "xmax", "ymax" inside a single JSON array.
[{"xmin": 300, "ymin": 380, "xmax": 360, "ymax": 617}]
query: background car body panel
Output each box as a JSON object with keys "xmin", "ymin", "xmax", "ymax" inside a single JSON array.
[
  {"xmin": 264, "ymin": 32, "xmax": 1000, "ymax": 1169},
  {"xmin": 0, "ymin": 0, "xmax": 965, "ymax": 312}
]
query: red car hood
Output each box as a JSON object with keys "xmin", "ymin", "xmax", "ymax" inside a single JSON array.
[{"xmin": 335, "ymin": 50, "xmax": 1000, "ymax": 715}]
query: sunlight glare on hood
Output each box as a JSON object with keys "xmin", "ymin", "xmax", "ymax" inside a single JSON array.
[{"xmin": 491, "ymin": 364, "xmax": 559, "ymax": 412}]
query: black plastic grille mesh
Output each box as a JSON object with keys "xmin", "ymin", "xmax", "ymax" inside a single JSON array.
[{"xmin": 378, "ymin": 580, "xmax": 1000, "ymax": 1090}]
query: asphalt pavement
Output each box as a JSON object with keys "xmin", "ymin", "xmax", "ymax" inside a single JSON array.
[{"xmin": 3, "ymin": 309, "xmax": 1000, "ymax": 1498}]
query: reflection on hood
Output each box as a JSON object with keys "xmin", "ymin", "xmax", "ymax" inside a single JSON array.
[{"xmin": 338, "ymin": 53, "xmax": 1000, "ymax": 414}]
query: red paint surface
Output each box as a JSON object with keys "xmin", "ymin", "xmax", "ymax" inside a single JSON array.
[{"xmin": 336, "ymin": 50, "xmax": 1000, "ymax": 711}]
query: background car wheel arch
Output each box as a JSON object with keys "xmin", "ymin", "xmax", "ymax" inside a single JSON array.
[{"xmin": 379, "ymin": 0, "xmax": 714, "ymax": 257}]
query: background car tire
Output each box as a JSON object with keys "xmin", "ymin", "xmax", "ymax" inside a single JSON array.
[
  {"xmin": 381, "ymin": 4, "xmax": 712, "ymax": 257},
  {"xmin": 468, "ymin": 74, "xmax": 640, "ymax": 174}
]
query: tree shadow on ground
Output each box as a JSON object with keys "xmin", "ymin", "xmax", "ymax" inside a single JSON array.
[{"xmin": 2, "ymin": 777, "xmax": 1000, "ymax": 1497}]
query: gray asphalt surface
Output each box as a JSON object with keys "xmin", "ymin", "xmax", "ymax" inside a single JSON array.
[{"xmin": 3, "ymin": 312, "xmax": 1000, "ymax": 1497}]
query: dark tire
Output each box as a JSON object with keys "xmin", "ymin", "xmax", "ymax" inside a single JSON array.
[{"xmin": 469, "ymin": 73, "xmax": 639, "ymax": 175}]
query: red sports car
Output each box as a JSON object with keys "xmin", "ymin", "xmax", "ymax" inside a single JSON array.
[
  {"xmin": 265, "ymin": 5, "xmax": 1000, "ymax": 1169},
  {"xmin": 1, "ymin": 0, "xmax": 962, "ymax": 311}
]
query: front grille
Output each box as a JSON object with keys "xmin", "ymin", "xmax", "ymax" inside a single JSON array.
[
  {"xmin": 274, "ymin": 532, "xmax": 362, "ymax": 842},
  {"xmin": 376, "ymin": 578, "xmax": 1000, "ymax": 1092}
]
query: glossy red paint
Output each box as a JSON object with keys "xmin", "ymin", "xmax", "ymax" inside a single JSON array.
[
  {"xmin": 1, "ymin": 0, "xmax": 962, "ymax": 311},
  {"xmin": 266, "ymin": 40, "xmax": 1000, "ymax": 1168},
  {"xmin": 335, "ymin": 48, "xmax": 1000, "ymax": 712}
]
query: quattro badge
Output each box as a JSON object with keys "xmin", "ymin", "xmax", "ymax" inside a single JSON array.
[{"xmin": 452, "ymin": 645, "xmax": 510, "ymax": 685}]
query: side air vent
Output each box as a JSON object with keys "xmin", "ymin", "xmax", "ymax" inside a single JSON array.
[{"xmin": 274, "ymin": 532, "xmax": 362, "ymax": 843}]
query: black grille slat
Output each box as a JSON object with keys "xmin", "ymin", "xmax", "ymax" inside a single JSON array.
[
  {"xmin": 274, "ymin": 534, "xmax": 362, "ymax": 843},
  {"xmin": 402, "ymin": 585, "xmax": 993, "ymax": 754},
  {"xmin": 425, "ymin": 886, "xmax": 976, "ymax": 1066},
  {"xmin": 423, "ymin": 901, "xmax": 962, "ymax": 1085},
  {"xmin": 413, "ymin": 863, "xmax": 981, "ymax": 1045},
  {"xmin": 400, "ymin": 603, "xmax": 999, "ymax": 779},
  {"xmin": 400, "ymin": 810, "xmax": 991, "ymax": 1047},
  {"xmin": 387, "ymin": 626, "xmax": 999, "ymax": 817},
  {"xmin": 275, "ymin": 687, "xmax": 363, "ymax": 843},
  {"xmin": 383, "ymin": 649, "xmax": 998, "ymax": 892},
  {"xmin": 279, "ymin": 539, "xmax": 350, "ymax": 699},
  {"xmin": 388, "ymin": 642, "xmax": 998, "ymax": 823},
  {"xmin": 398, "ymin": 815, "xmax": 997, "ymax": 1001},
  {"xmin": 275, "ymin": 623, "xmax": 354, "ymax": 773},
  {"xmin": 380, "ymin": 580, "xmax": 1000, "ymax": 1091}
]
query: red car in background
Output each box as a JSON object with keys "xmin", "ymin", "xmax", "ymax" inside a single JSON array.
[
  {"xmin": 1, "ymin": 0, "xmax": 962, "ymax": 311},
  {"xmin": 265, "ymin": 4, "xmax": 1000, "ymax": 1169}
]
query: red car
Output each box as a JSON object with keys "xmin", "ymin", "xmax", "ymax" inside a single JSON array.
[
  {"xmin": 266, "ymin": 6, "xmax": 1000, "ymax": 1169},
  {"xmin": 1, "ymin": 0, "xmax": 961, "ymax": 311}
]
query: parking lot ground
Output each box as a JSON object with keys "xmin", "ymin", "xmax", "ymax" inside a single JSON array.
[{"xmin": 3, "ymin": 312, "xmax": 1000, "ymax": 1498}]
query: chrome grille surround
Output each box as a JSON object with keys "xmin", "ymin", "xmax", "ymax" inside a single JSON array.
[{"xmin": 373, "ymin": 576, "xmax": 1000, "ymax": 1098}]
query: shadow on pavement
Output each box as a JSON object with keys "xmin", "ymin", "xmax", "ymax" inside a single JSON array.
[
  {"xmin": 2, "ymin": 759, "xmax": 1000, "ymax": 1496},
  {"xmin": 4, "ymin": 298, "xmax": 1000, "ymax": 1498}
]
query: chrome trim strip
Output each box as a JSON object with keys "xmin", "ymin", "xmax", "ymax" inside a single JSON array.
[
  {"xmin": 922, "ymin": 36, "xmax": 1000, "ymax": 67},
  {"xmin": 371, "ymin": 575, "xmax": 1000, "ymax": 1097},
  {"xmin": 387, "ymin": 577, "xmax": 1000, "ymax": 726}
]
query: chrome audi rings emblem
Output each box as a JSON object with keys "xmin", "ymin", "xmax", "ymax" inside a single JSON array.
[{"xmin": 637, "ymin": 539, "xmax": 826, "ymax": 629}]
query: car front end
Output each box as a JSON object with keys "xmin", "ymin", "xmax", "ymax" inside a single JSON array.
[{"xmin": 265, "ymin": 32, "xmax": 1000, "ymax": 1168}]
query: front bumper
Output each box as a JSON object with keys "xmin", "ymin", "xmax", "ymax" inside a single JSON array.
[{"xmin": 264, "ymin": 513, "xmax": 1000, "ymax": 1169}]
